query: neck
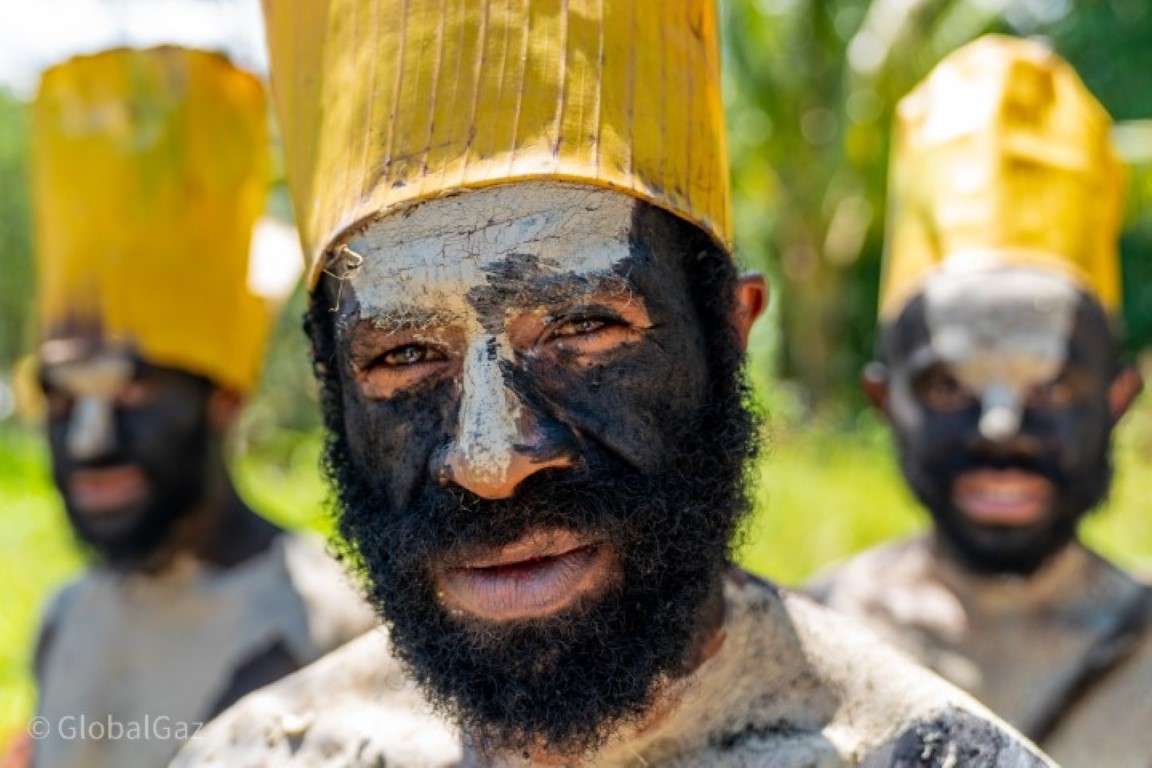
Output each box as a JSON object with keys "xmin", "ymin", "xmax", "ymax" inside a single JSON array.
[
  {"xmin": 164, "ymin": 457, "xmax": 281, "ymax": 571},
  {"xmin": 928, "ymin": 531, "xmax": 1092, "ymax": 606}
]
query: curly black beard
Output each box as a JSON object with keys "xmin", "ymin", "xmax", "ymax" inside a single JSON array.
[{"xmin": 309, "ymin": 247, "xmax": 760, "ymax": 757}]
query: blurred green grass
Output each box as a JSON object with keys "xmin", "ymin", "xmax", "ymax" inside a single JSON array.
[{"xmin": 4, "ymin": 403, "xmax": 1152, "ymax": 737}]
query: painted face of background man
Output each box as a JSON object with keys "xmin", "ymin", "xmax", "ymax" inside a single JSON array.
[
  {"xmin": 40, "ymin": 339, "xmax": 218, "ymax": 569},
  {"xmin": 308, "ymin": 182, "xmax": 763, "ymax": 755},
  {"xmin": 872, "ymin": 269, "xmax": 1140, "ymax": 575}
]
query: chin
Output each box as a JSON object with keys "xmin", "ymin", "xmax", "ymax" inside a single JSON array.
[
  {"xmin": 938, "ymin": 513, "xmax": 1078, "ymax": 577},
  {"xmin": 69, "ymin": 500, "xmax": 185, "ymax": 570}
]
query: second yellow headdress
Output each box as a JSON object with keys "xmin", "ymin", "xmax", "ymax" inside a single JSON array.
[
  {"xmin": 879, "ymin": 35, "xmax": 1125, "ymax": 320},
  {"xmin": 262, "ymin": 0, "xmax": 730, "ymax": 284},
  {"xmin": 33, "ymin": 46, "xmax": 274, "ymax": 392}
]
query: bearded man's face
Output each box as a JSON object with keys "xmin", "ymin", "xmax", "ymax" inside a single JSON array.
[
  {"xmin": 877, "ymin": 276, "xmax": 1132, "ymax": 576},
  {"xmin": 40, "ymin": 342, "xmax": 216, "ymax": 571},
  {"xmin": 309, "ymin": 183, "xmax": 759, "ymax": 756}
]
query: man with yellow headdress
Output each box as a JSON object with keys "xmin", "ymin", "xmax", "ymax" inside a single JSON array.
[
  {"xmin": 175, "ymin": 4, "xmax": 1050, "ymax": 766},
  {"xmin": 809, "ymin": 35, "xmax": 1151, "ymax": 766},
  {"xmin": 25, "ymin": 46, "xmax": 374, "ymax": 768}
]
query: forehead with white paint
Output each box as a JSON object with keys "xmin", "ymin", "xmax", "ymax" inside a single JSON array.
[
  {"xmin": 340, "ymin": 182, "xmax": 639, "ymax": 322},
  {"xmin": 924, "ymin": 268, "xmax": 1079, "ymax": 439}
]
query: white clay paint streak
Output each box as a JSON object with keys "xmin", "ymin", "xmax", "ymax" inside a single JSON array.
[{"xmin": 925, "ymin": 267, "xmax": 1078, "ymax": 440}]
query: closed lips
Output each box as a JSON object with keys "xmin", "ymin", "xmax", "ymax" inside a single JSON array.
[
  {"xmin": 953, "ymin": 469, "xmax": 1053, "ymax": 527},
  {"xmin": 435, "ymin": 529, "xmax": 616, "ymax": 621},
  {"xmin": 69, "ymin": 465, "xmax": 148, "ymax": 514}
]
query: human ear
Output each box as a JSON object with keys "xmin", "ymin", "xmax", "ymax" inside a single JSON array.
[
  {"xmin": 1108, "ymin": 364, "xmax": 1143, "ymax": 424},
  {"xmin": 861, "ymin": 362, "xmax": 890, "ymax": 415},
  {"xmin": 731, "ymin": 273, "xmax": 768, "ymax": 351},
  {"xmin": 208, "ymin": 387, "xmax": 245, "ymax": 432}
]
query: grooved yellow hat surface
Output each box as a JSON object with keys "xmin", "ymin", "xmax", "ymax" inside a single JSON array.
[
  {"xmin": 261, "ymin": 0, "xmax": 730, "ymax": 284},
  {"xmin": 33, "ymin": 46, "xmax": 272, "ymax": 392},
  {"xmin": 880, "ymin": 35, "xmax": 1125, "ymax": 319}
]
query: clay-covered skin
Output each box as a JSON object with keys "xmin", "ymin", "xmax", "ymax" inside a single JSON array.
[
  {"xmin": 41, "ymin": 353, "xmax": 216, "ymax": 568},
  {"xmin": 877, "ymin": 291, "xmax": 1124, "ymax": 574},
  {"xmin": 328, "ymin": 193, "xmax": 711, "ymax": 536}
]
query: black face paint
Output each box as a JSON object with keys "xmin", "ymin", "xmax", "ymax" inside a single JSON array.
[
  {"xmin": 307, "ymin": 202, "xmax": 759, "ymax": 756},
  {"xmin": 880, "ymin": 292, "xmax": 1119, "ymax": 575},
  {"xmin": 41, "ymin": 357, "xmax": 215, "ymax": 569}
]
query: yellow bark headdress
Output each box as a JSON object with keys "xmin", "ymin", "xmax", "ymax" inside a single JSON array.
[
  {"xmin": 33, "ymin": 46, "xmax": 274, "ymax": 392},
  {"xmin": 261, "ymin": 0, "xmax": 730, "ymax": 285},
  {"xmin": 879, "ymin": 35, "xmax": 1125, "ymax": 320}
]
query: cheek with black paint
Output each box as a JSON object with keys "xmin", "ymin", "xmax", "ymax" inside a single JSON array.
[
  {"xmin": 339, "ymin": 366, "xmax": 459, "ymax": 514},
  {"xmin": 518, "ymin": 318, "xmax": 708, "ymax": 475}
]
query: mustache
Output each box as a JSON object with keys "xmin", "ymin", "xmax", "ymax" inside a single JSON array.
[
  {"xmin": 938, "ymin": 449, "xmax": 1067, "ymax": 490},
  {"xmin": 336, "ymin": 457, "xmax": 688, "ymax": 577}
]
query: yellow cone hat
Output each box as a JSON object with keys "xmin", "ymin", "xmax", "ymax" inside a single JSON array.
[
  {"xmin": 33, "ymin": 46, "xmax": 273, "ymax": 392},
  {"xmin": 261, "ymin": 0, "xmax": 731, "ymax": 284},
  {"xmin": 879, "ymin": 35, "xmax": 1125, "ymax": 320}
]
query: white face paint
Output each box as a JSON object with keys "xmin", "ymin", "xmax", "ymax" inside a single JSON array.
[
  {"xmin": 40, "ymin": 342, "xmax": 134, "ymax": 461},
  {"xmin": 340, "ymin": 182, "xmax": 639, "ymax": 488},
  {"xmin": 925, "ymin": 268, "xmax": 1079, "ymax": 441}
]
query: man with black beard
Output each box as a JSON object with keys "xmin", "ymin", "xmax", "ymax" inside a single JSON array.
[
  {"xmin": 26, "ymin": 47, "xmax": 374, "ymax": 768},
  {"xmin": 809, "ymin": 36, "xmax": 1152, "ymax": 767},
  {"xmin": 175, "ymin": 4, "xmax": 1051, "ymax": 766}
]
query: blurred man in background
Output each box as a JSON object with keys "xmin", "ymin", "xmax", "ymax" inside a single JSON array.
[
  {"xmin": 24, "ymin": 46, "xmax": 373, "ymax": 768},
  {"xmin": 176, "ymin": 4, "xmax": 1051, "ymax": 766},
  {"xmin": 810, "ymin": 35, "xmax": 1152, "ymax": 767}
]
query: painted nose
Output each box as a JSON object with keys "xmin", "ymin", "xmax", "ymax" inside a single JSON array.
[
  {"xmin": 439, "ymin": 340, "xmax": 575, "ymax": 500},
  {"xmin": 67, "ymin": 395, "xmax": 118, "ymax": 461},
  {"xmin": 978, "ymin": 383, "xmax": 1023, "ymax": 442}
]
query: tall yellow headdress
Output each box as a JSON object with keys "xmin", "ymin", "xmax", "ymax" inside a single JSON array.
[
  {"xmin": 879, "ymin": 35, "xmax": 1125, "ymax": 320},
  {"xmin": 33, "ymin": 46, "xmax": 273, "ymax": 392},
  {"xmin": 261, "ymin": 0, "xmax": 730, "ymax": 284}
]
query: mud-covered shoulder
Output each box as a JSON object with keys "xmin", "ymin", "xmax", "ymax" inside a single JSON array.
[
  {"xmin": 169, "ymin": 629, "xmax": 461, "ymax": 768},
  {"xmin": 802, "ymin": 536, "xmax": 927, "ymax": 607},
  {"xmin": 772, "ymin": 590, "xmax": 1053, "ymax": 767},
  {"xmin": 32, "ymin": 573, "xmax": 88, "ymax": 684},
  {"xmin": 280, "ymin": 531, "xmax": 379, "ymax": 653},
  {"xmin": 866, "ymin": 707, "xmax": 1052, "ymax": 767}
]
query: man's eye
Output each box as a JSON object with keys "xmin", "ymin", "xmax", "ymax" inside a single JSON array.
[
  {"xmin": 44, "ymin": 389, "xmax": 73, "ymax": 420},
  {"xmin": 378, "ymin": 345, "xmax": 441, "ymax": 367},
  {"xmin": 356, "ymin": 343, "xmax": 452, "ymax": 400},
  {"xmin": 116, "ymin": 379, "xmax": 157, "ymax": 408},
  {"xmin": 918, "ymin": 370, "xmax": 976, "ymax": 412},
  {"xmin": 552, "ymin": 318, "xmax": 609, "ymax": 338},
  {"xmin": 1031, "ymin": 378, "xmax": 1076, "ymax": 409},
  {"xmin": 542, "ymin": 313, "xmax": 638, "ymax": 358}
]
